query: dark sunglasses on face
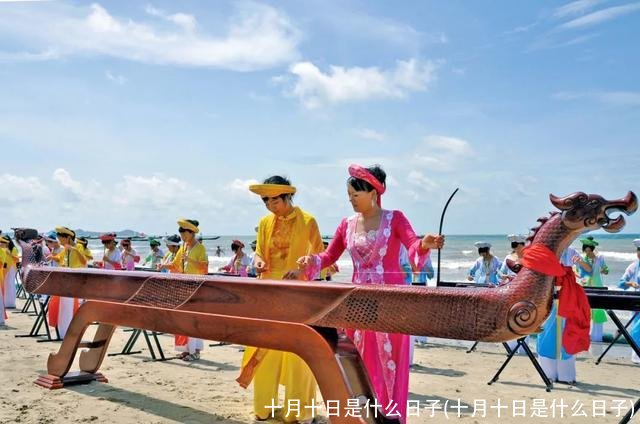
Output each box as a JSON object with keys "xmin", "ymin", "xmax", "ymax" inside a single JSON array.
[
  {"xmin": 178, "ymin": 227, "xmax": 193, "ymax": 233},
  {"xmin": 56, "ymin": 233, "xmax": 69, "ymax": 238}
]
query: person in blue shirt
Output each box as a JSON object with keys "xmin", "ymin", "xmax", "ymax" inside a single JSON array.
[
  {"xmin": 467, "ymin": 242, "xmax": 501, "ymax": 285},
  {"xmin": 618, "ymin": 238, "xmax": 640, "ymax": 363}
]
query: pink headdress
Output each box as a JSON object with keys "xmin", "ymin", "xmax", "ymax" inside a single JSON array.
[{"xmin": 348, "ymin": 164, "xmax": 386, "ymax": 206}]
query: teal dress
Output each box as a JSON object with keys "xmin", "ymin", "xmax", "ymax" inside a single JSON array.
[{"xmin": 576, "ymin": 254, "xmax": 608, "ymax": 323}]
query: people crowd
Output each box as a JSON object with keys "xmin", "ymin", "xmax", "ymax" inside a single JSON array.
[{"xmin": 2, "ymin": 163, "xmax": 639, "ymax": 423}]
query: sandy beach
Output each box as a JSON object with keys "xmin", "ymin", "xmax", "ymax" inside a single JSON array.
[{"xmin": 0, "ymin": 297, "xmax": 639, "ymax": 424}]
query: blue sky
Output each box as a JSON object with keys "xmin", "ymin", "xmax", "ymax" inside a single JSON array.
[{"xmin": 0, "ymin": 0, "xmax": 639, "ymax": 236}]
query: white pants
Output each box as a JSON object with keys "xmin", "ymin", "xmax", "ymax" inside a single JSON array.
[
  {"xmin": 176, "ymin": 337, "xmax": 204, "ymax": 354},
  {"xmin": 539, "ymin": 355, "xmax": 576, "ymax": 383},
  {"xmin": 410, "ymin": 336, "xmax": 428, "ymax": 365},
  {"xmin": 3, "ymin": 268, "xmax": 16, "ymax": 308},
  {"xmin": 0, "ymin": 289, "xmax": 5, "ymax": 325},
  {"xmin": 410, "ymin": 336, "xmax": 416, "ymax": 365},
  {"xmin": 57, "ymin": 297, "xmax": 76, "ymax": 339},
  {"xmin": 590, "ymin": 322, "xmax": 604, "ymax": 342}
]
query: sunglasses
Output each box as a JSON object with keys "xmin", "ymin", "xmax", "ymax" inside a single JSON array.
[
  {"xmin": 178, "ymin": 227, "xmax": 193, "ymax": 233},
  {"xmin": 56, "ymin": 233, "xmax": 70, "ymax": 239}
]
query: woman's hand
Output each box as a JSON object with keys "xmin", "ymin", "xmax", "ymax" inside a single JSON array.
[
  {"xmin": 421, "ymin": 234, "xmax": 445, "ymax": 250},
  {"xmin": 254, "ymin": 257, "xmax": 268, "ymax": 274},
  {"xmin": 296, "ymin": 255, "xmax": 312, "ymax": 270}
]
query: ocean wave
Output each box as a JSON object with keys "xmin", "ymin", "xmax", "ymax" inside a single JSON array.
[
  {"xmin": 598, "ymin": 251, "xmax": 637, "ymax": 262},
  {"xmin": 440, "ymin": 260, "xmax": 476, "ymax": 269}
]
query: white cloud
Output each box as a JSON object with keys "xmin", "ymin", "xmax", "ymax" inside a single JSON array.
[
  {"xmin": 0, "ymin": 2, "xmax": 300, "ymax": 71},
  {"xmin": 422, "ymin": 135, "xmax": 473, "ymax": 156},
  {"xmin": 288, "ymin": 59, "xmax": 437, "ymax": 108},
  {"xmin": 529, "ymin": 31, "xmax": 600, "ymax": 51},
  {"xmin": 113, "ymin": 174, "xmax": 219, "ymax": 211},
  {"xmin": 506, "ymin": 22, "xmax": 539, "ymax": 34},
  {"xmin": 355, "ymin": 128, "xmax": 386, "ymax": 142},
  {"xmin": 513, "ymin": 176, "xmax": 539, "ymax": 197},
  {"xmin": 0, "ymin": 48, "xmax": 59, "ymax": 62},
  {"xmin": 145, "ymin": 4, "xmax": 197, "ymax": 33},
  {"xmin": 553, "ymin": 90, "xmax": 640, "ymax": 106},
  {"xmin": 553, "ymin": 0, "xmax": 604, "ymax": 18},
  {"xmin": 452, "ymin": 67, "xmax": 466, "ymax": 75},
  {"xmin": 0, "ymin": 174, "xmax": 49, "ymax": 203},
  {"xmin": 528, "ymin": 1, "xmax": 636, "ymax": 50},
  {"xmin": 105, "ymin": 70, "xmax": 127, "ymax": 85},
  {"xmin": 558, "ymin": 2, "xmax": 640, "ymax": 29},
  {"xmin": 311, "ymin": 7, "xmax": 442, "ymax": 53},
  {"xmin": 411, "ymin": 135, "xmax": 473, "ymax": 172},
  {"xmin": 0, "ymin": 170, "xmax": 260, "ymax": 232},
  {"xmin": 52, "ymin": 168, "xmax": 99, "ymax": 203},
  {"xmin": 223, "ymin": 178, "xmax": 260, "ymax": 201},
  {"xmin": 407, "ymin": 170, "xmax": 438, "ymax": 192}
]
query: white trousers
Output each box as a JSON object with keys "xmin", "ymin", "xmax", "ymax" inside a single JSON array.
[
  {"xmin": 57, "ymin": 297, "xmax": 76, "ymax": 338},
  {"xmin": 539, "ymin": 355, "xmax": 576, "ymax": 382},
  {"xmin": 3, "ymin": 268, "xmax": 17, "ymax": 308},
  {"xmin": 176, "ymin": 337, "xmax": 204, "ymax": 354},
  {"xmin": 409, "ymin": 335, "xmax": 428, "ymax": 365},
  {"xmin": 0, "ymin": 289, "xmax": 5, "ymax": 325},
  {"xmin": 590, "ymin": 322, "xmax": 604, "ymax": 342}
]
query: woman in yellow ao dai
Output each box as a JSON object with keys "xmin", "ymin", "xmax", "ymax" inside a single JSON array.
[
  {"xmin": 164, "ymin": 219, "xmax": 208, "ymax": 361},
  {"xmin": 48, "ymin": 227, "xmax": 87, "ymax": 338},
  {"xmin": 238, "ymin": 176, "xmax": 324, "ymax": 423}
]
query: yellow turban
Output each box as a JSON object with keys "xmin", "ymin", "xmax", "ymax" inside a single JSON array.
[
  {"xmin": 177, "ymin": 218, "xmax": 200, "ymax": 233},
  {"xmin": 55, "ymin": 226, "xmax": 76, "ymax": 238}
]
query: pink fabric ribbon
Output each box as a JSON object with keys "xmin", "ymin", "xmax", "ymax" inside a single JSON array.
[{"xmin": 348, "ymin": 164, "xmax": 386, "ymax": 206}]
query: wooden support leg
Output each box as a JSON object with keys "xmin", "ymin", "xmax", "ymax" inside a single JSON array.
[
  {"xmin": 33, "ymin": 301, "xmax": 397, "ymax": 423},
  {"xmin": 35, "ymin": 302, "xmax": 114, "ymax": 389}
]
